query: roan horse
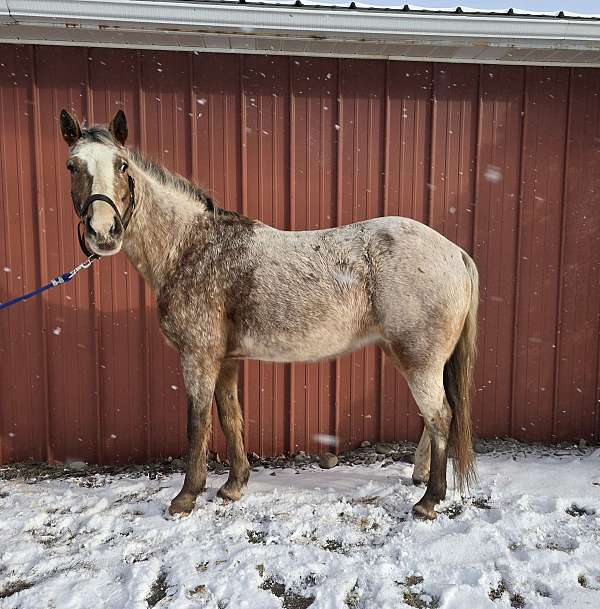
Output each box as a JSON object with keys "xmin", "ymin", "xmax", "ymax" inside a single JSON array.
[{"xmin": 59, "ymin": 109, "xmax": 478, "ymax": 520}]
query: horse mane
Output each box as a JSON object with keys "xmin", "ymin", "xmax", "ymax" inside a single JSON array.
[{"xmin": 79, "ymin": 125, "xmax": 248, "ymax": 222}]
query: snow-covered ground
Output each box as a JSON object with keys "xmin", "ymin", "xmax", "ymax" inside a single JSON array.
[{"xmin": 1, "ymin": 452, "xmax": 599, "ymax": 609}]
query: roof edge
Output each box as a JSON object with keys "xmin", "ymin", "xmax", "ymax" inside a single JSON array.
[{"xmin": 3, "ymin": 1, "xmax": 600, "ymax": 65}]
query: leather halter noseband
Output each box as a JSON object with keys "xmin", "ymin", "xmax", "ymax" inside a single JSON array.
[{"xmin": 76, "ymin": 174, "xmax": 136, "ymax": 259}]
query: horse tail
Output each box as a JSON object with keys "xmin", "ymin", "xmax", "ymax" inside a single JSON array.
[{"xmin": 445, "ymin": 250, "xmax": 479, "ymax": 494}]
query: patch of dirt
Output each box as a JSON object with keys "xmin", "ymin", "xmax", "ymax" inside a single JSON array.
[
  {"xmin": 322, "ymin": 539, "xmax": 345, "ymax": 553},
  {"xmin": 402, "ymin": 589, "xmax": 439, "ymax": 609},
  {"xmin": 146, "ymin": 570, "xmax": 168, "ymax": 607},
  {"xmin": 489, "ymin": 580, "xmax": 525, "ymax": 608},
  {"xmin": 345, "ymin": 581, "xmax": 360, "ymax": 608},
  {"xmin": 472, "ymin": 496, "xmax": 492, "ymax": 510},
  {"xmin": 566, "ymin": 504, "xmax": 595, "ymax": 517},
  {"xmin": 260, "ymin": 576, "xmax": 315, "ymax": 609},
  {"xmin": 0, "ymin": 579, "xmax": 34, "ymax": 599},
  {"xmin": 441, "ymin": 502, "xmax": 463, "ymax": 519},
  {"xmin": 489, "ymin": 580, "xmax": 508, "ymax": 601},
  {"xmin": 246, "ymin": 529, "xmax": 267, "ymax": 544}
]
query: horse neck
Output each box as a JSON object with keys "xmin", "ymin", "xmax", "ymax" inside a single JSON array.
[{"xmin": 122, "ymin": 162, "xmax": 205, "ymax": 292}]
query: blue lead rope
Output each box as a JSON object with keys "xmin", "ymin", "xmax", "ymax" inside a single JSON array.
[{"xmin": 0, "ymin": 256, "xmax": 97, "ymax": 311}]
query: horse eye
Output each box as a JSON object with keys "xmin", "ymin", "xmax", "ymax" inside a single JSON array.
[
  {"xmin": 120, "ymin": 161, "xmax": 128, "ymax": 173},
  {"xmin": 66, "ymin": 160, "xmax": 76, "ymax": 174}
]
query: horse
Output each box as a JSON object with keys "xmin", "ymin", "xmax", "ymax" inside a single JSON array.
[{"xmin": 59, "ymin": 109, "xmax": 479, "ymax": 520}]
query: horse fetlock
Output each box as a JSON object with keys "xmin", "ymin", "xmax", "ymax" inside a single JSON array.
[{"xmin": 411, "ymin": 475, "xmax": 429, "ymax": 487}]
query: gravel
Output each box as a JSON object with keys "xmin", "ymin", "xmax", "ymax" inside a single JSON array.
[{"xmin": 1, "ymin": 437, "xmax": 597, "ymax": 483}]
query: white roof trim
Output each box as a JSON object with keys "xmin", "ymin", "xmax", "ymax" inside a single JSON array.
[{"xmin": 2, "ymin": 1, "xmax": 600, "ymax": 66}]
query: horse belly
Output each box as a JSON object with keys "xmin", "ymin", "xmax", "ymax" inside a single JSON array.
[{"xmin": 233, "ymin": 327, "xmax": 381, "ymax": 363}]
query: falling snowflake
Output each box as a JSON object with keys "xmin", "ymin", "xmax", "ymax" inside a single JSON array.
[
  {"xmin": 484, "ymin": 165, "xmax": 502, "ymax": 183},
  {"xmin": 52, "ymin": 327, "xmax": 62, "ymax": 336},
  {"xmin": 313, "ymin": 433, "xmax": 338, "ymax": 447}
]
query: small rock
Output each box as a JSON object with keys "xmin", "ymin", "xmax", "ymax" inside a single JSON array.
[
  {"xmin": 578, "ymin": 439, "xmax": 587, "ymax": 449},
  {"xmin": 294, "ymin": 452, "xmax": 308, "ymax": 464},
  {"xmin": 319, "ymin": 452, "xmax": 338, "ymax": 469},
  {"xmin": 365, "ymin": 455, "xmax": 377, "ymax": 465},
  {"xmin": 375, "ymin": 442, "xmax": 393, "ymax": 455},
  {"xmin": 68, "ymin": 461, "xmax": 87, "ymax": 472},
  {"xmin": 172, "ymin": 458, "xmax": 184, "ymax": 469},
  {"xmin": 474, "ymin": 440, "xmax": 493, "ymax": 454},
  {"xmin": 396, "ymin": 451, "xmax": 414, "ymax": 464},
  {"xmin": 360, "ymin": 441, "xmax": 371, "ymax": 448}
]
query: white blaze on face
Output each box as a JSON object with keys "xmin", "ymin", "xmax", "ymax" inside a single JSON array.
[{"xmin": 75, "ymin": 143, "xmax": 118, "ymax": 236}]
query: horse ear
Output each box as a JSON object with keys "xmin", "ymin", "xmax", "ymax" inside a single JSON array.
[
  {"xmin": 109, "ymin": 110, "xmax": 128, "ymax": 146},
  {"xmin": 60, "ymin": 109, "xmax": 82, "ymax": 146}
]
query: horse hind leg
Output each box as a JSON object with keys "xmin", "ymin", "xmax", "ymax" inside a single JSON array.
[
  {"xmin": 214, "ymin": 360, "xmax": 250, "ymax": 502},
  {"xmin": 407, "ymin": 365, "xmax": 451, "ymax": 520}
]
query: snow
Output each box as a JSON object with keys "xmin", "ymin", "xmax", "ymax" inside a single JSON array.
[{"xmin": 1, "ymin": 453, "xmax": 599, "ymax": 608}]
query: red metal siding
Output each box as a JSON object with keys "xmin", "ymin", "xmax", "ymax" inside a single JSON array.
[{"xmin": 1, "ymin": 45, "xmax": 599, "ymax": 464}]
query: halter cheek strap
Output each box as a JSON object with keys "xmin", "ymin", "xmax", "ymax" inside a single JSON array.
[{"xmin": 77, "ymin": 174, "xmax": 136, "ymax": 259}]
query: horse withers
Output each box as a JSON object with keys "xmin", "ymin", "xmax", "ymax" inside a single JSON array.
[{"xmin": 60, "ymin": 109, "xmax": 479, "ymax": 520}]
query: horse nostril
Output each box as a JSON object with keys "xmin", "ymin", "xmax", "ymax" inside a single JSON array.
[
  {"xmin": 85, "ymin": 216, "xmax": 97, "ymax": 238},
  {"xmin": 109, "ymin": 220, "xmax": 123, "ymax": 239}
]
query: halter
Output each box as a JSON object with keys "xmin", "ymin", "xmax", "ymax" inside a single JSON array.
[{"xmin": 76, "ymin": 174, "xmax": 136, "ymax": 259}]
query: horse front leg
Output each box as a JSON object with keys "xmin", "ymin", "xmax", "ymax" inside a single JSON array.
[
  {"xmin": 169, "ymin": 352, "xmax": 221, "ymax": 516},
  {"xmin": 412, "ymin": 428, "xmax": 431, "ymax": 486},
  {"xmin": 214, "ymin": 359, "xmax": 250, "ymax": 502}
]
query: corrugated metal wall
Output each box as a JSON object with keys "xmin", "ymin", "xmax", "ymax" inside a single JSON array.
[{"xmin": 1, "ymin": 45, "xmax": 599, "ymax": 464}]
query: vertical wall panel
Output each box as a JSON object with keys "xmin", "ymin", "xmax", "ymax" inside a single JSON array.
[
  {"xmin": 512, "ymin": 67, "xmax": 570, "ymax": 441},
  {"xmin": 429, "ymin": 63, "xmax": 478, "ymax": 251},
  {"xmin": 554, "ymin": 69, "xmax": 600, "ymax": 442},
  {"xmin": 1, "ymin": 45, "xmax": 599, "ymax": 463},
  {"xmin": 473, "ymin": 66, "xmax": 523, "ymax": 437},
  {"xmin": 0, "ymin": 46, "xmax": 46, "ymax": 462}
]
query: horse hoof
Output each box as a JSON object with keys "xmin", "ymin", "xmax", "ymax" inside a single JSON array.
[
  {"xmin": 217, "ymin": 484, "xmax": 243, "ymax": 503},
  {"xmin": 169, "ymin": 493, "xmax": 197, "ymax": 516},
  {"xmin": 412, "ymin": 502, "xmax": 437, "ymax": 521}
]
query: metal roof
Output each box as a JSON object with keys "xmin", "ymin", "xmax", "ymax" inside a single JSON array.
[{"xmin": 2, "ymin": 0, "xmax": 600, "ymax": 66}]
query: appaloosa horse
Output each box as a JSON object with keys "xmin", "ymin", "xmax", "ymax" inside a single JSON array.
[{"xmin": 60, "ymin": 110, "xmax": 478, "ymax": 520}]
